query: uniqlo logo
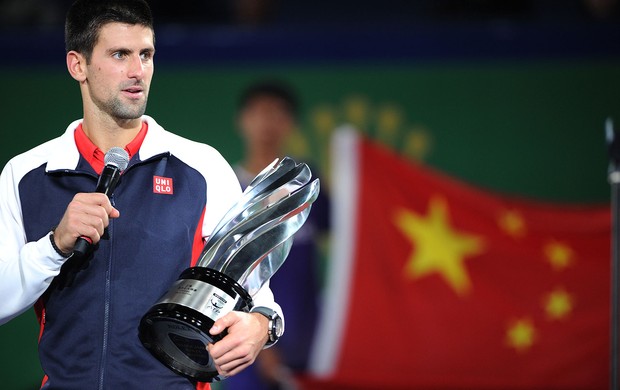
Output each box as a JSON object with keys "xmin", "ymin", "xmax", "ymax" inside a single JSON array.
[{"xmin": 153, "ymin": 176, "xmax": 174, "ymax": 195}]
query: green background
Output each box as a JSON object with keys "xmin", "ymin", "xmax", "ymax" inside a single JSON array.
[{"xmin": 0, "ymin": 58, "xmax": 618, "ymax": 388}]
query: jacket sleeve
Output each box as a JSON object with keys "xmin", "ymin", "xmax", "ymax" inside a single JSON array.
[{"xmin": 0, "ymin": 160, "xmax": 66, "ymax": 325}]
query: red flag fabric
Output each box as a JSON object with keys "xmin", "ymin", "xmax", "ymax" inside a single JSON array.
[{"xmin": 305, "ymin": 128, "xmax": 611, "ymax": 390}]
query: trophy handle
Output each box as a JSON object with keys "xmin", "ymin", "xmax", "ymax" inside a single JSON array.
[{"xmin": 205, "ymin": 159, "xmax": 310, "ymax": 250}]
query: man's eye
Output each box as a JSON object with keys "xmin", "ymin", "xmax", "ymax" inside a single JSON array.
[
  {"xmin": 140, "ymin": 52, "xmax": 152, "ymax": 60},
  {"xmin": 113, "ymin": 52, "xmax": 125, "ymax": 59}
]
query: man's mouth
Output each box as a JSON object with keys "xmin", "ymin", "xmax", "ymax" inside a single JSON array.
[{"xmin": 122, "ymin": 85, "xmax": 144, "ymax": 99}]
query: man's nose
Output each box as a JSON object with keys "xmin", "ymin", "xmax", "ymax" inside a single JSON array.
[{"xmin": 127, "ymin": 54, "xmax": 144, "ymax": 79}]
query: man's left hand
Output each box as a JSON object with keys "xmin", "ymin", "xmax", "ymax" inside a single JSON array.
[{"xmin": 207, "ymin": 311, "xmax": 269, "ymax": 378}]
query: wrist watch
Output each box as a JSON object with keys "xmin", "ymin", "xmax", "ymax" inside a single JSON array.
[{"xmin": 251, "ymin": 306, "xmax": 284, "ymax": 347}]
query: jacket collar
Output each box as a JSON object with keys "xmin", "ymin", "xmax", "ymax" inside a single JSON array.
[{"xmin": 46, "ymin": 115, "xmax": 171, "ymax": 172}]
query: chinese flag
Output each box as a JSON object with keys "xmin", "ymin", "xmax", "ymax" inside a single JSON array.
[{"xmin": 303, "ymin": 128, "xmax": 611, "ymax": 390}]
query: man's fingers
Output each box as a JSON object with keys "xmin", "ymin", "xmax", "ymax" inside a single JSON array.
[
  {"xmin": 73, "ymin": 193, "xmax": 120, "ymax": 219},
  {"xmin": 206, "ymin": 311, "xmax": 269, "ymax": 379},
  {"xmin": 209, "ymin": 345, "xmax": 255, "ymax": 377},
  {"xmin": 66, "ymin": 202, "xmax": 110, "ymax": 237},
  {"xmin": 54, "ymin": 193, "xmax": 120, "ymax": 252},
  {"xmin": 209, "ymin": 312, "xmax": 239, "ymax": 336},
  {"xmin": 109, "ymin": 208, "xmax": 120, "ymax": 218},
  {"xmin": 216, "ymin": 356, "xmax": 254, "ymax": 378}
]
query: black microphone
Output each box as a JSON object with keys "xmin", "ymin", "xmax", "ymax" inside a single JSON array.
[{"xmin": 72, "ymin": 147, "xmax": 130, "ymax": 257}]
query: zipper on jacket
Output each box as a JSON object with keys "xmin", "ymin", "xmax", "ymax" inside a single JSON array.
[{"xmin": 97, "ymin": 196, "xmax": 115, "ymax": 390}]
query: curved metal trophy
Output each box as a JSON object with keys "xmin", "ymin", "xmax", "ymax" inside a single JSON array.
[{"xmin": 138, "ymin": 157, "xmax": 320, "ymax": 382}]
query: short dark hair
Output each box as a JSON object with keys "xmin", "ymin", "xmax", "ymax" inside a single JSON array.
[
  {"xmin": 65, "ymin": 0, "xmax": 154, "ymax": 62},
  {"xmin": 238, "ymin": 80, "xmax": 299, "ymax": 118}
]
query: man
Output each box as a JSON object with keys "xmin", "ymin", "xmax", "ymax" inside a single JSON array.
[
  {"xmin": 0, "ymin": 1, "xmax": 282, "ymax": 388},
  {"xmin": 227, "ymin": 81, "xmax": 329, "ymax": 390}
]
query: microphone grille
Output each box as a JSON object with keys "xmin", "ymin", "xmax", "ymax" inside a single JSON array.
[{"xmin": 104, "ymin": 147, "xmax": 130, "ymax": 171}]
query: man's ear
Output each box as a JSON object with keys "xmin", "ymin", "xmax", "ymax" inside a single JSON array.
[{"xmin": 66, "ymin": 51, "xmax": 87, "ymax": 82}]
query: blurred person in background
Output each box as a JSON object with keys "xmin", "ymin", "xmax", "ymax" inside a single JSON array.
[{"xmin": 226, "ymin": 80, "xmax": 330, "ymax": 390}]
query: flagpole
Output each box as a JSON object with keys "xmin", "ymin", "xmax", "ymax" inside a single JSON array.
[{"xmin": 607, "ymin": 117, "xmax": 620, "ymax": 390}]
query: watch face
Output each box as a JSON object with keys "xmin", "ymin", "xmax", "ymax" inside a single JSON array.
[
  {"xmin": 273, "ymin": 316, "xmax": 284, "ymax": 338},
  {"xmin": 252, "ymin": 307, "xmax": 284, "ymax": 342}
]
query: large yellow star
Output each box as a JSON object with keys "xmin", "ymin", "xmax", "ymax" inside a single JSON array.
[
  {"xmin": 394, "ymin": 197, "xmax": 485, "ymax": 296},
  {"xmin": 506, "ymin": 318, "xmax": 536, "ymax": 353}
]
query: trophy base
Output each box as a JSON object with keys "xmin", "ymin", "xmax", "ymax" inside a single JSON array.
[{"xmin": 139, "ymin": 267, "xmax": 253, "ymax": 382}]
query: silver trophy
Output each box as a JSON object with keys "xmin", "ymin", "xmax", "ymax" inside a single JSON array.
[{"xmin": 139, "ymin": 157, "xmax": 320, "ymax": 382}]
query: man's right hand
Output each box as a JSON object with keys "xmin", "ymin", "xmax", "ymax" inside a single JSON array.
[{"xmin": 53, "ymin": 193, "xmax": 120, "ymax": 254}]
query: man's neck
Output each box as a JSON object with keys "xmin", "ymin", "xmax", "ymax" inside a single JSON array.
[{"xmin": 81, "ymin": 115, "xmax": 143, "ymax": 152}]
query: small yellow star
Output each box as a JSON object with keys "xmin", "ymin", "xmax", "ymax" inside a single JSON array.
[
  {"xmin": 394, "ymin": 197, "xmax": 485, "ymax": 296},
  {"xmin": 311, "ymin": 106, "xmax": 337, "ymax": 137},
  {"xmin": 376, "ymin": 104, "xmax": 402, "ymax": 147},
  {"xmin": 506, "ymin": 318, "xmax": 536, "ymax": 353},
  {"xmin": 498, "ymin": 209, "xmax": 526, "ymax": 238},
  {"xmin": 544, "ymin": 241, "xmax": 575, "ymax": 271},
  {"xmin": 344, "ymin": 96, "xmax": 369, "ymax": 129},
  {"xmin": 403, "ymin": 127, "xmax": 432, "ymax": 161},
  {"xmin": 544, "ymin": 288, "xmax": 573, "ymax": 320}
]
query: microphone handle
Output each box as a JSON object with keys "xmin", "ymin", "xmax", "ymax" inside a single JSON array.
[
  {"xmin": 73, "ymin": 237, "xmax": 92, "ymax": 257},
  {"xmin": 72, "ymin": 166, "xmax": 121, "ymax": 257},
  {"xmin": 95, "ymin": 166, "xmax": 121, "ymax": 195}
]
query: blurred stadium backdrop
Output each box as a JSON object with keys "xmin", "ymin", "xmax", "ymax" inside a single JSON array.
[{"xmin": 0, "ymin": 1, "xmax": 619, "ymax": 388}]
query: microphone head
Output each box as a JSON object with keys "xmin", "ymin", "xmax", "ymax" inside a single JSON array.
[{"xmin": 104, "ymin": 147, "xmax": 130, "ymax": 171}]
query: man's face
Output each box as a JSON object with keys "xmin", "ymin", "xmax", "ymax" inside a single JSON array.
[
  {"xmin": 84, "ymin": 22, "xmax": 155, "ymax": 120},
  {"xmin": 240, "ymin": 96, "xmax": 295, "ymax": 148}
]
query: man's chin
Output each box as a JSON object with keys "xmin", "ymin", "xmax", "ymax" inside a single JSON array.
[{"xmin": 113, "ymin": 106, "xmax": 147, "ymax": 121}]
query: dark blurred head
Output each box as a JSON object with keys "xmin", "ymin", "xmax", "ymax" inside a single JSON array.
[
  {"xmin": 237, "ymin": 80, "xmax": 300, "ymax": 150},
  {"xmin": 65, "ymin": 0, "xmax": 154, "ymax": 62},
  {"xmin": 238, "ymin": 81, "xmax": 299, "ymax": 119}
]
